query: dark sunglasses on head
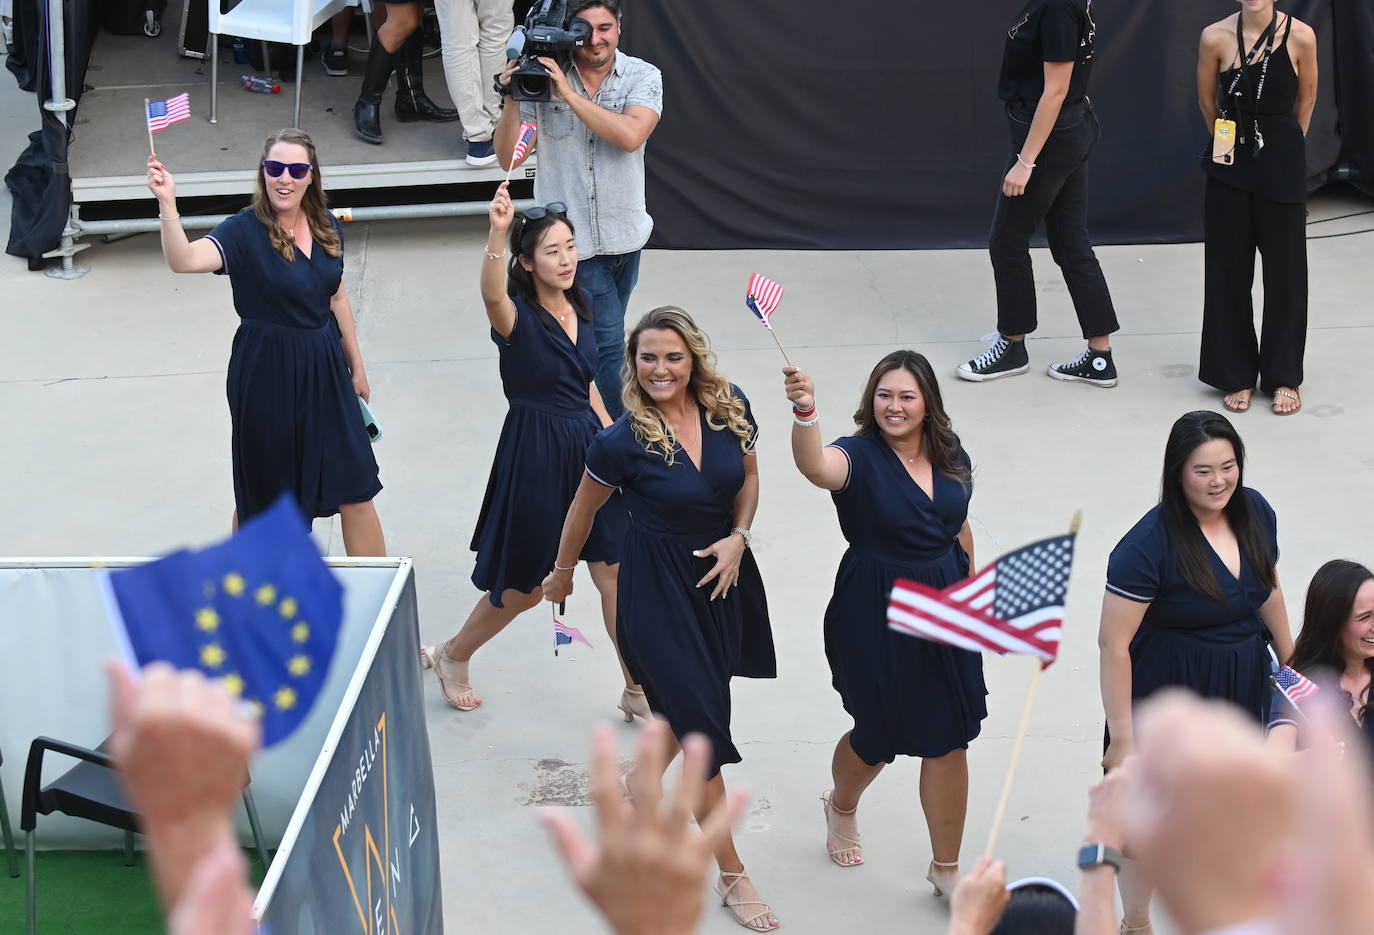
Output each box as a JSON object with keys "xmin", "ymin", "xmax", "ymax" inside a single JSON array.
[
  {"xmin": 262, "ymin": 160, "xmax": 313, "ymax": 180},
  {"xmin": 522, "ymin": 201, "xmax": 567, "ymax": 220}
]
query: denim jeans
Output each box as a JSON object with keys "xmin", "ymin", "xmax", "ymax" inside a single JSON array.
[
  {"xmin": 990, "ymin": 102, "xmax": 1119, "ymax": 339},
  {"xmin": 578, "ymin": 251, "xmax": 641, "ymax": 419}
]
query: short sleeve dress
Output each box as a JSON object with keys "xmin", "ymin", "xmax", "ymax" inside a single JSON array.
[
  {"xmin": 205, "ymin": 210, "xmax": 381, "ymax": 522},
  {"xmin": 1105, "ymin": 488, "xmax": 1279, "ymax": 724},
  {"xmin": 584, "ymin": 388, "xmax": 776, "ymax": 778},
  {"xmin": 823, "ymin": 435, "xmax": 987, "ymax": 765},
  {"xmin": 469, "ymin": 295, "xmax": 627, "ymax": 606}
]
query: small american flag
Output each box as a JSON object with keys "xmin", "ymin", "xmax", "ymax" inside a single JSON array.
[
  {"xmin": 1275, "ymin": 665, "xmax": 1320, "ymax": 703},
  {"xmin": 888, "ymin": 533, "xmax": 1076, "ymax": 668},
  {"xmin": 147, "ymin": 93, "xmax": 191, "ymax": 132},
  {"xmin": 554, "ymin": 616, "xmax": 592, "ymax": 655},
  {"xmin": 511, "ymin": 122, "xmax": 537, "ymax": 163},
  {"xmin": 746, "ymin": 274, "xmax": 784, "ymax": 329}
]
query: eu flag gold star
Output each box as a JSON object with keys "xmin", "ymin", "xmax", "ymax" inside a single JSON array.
[
  {"xmin": 278, "ymin": 596, "xmax": 298, "ymax": 619},
  {"xmin": 287, "ymin": 654, "xmax": 312, "ymax": 677},
  {"xmin": 291, "ymin": 622, "xmax": 310, "ymax": 644},
  {"xmin": 221, "ymin": 673, "xmax": 244, "ymax": 696},
  {"xmin": 195, "ymin": 608, "xmax": 220, "ymax": 632},
  {"xmin": 200, "ymin": 643, "xmax": 227, "ymax": 669},
  {"xmin": 274, "ymin": 686, "xmax": 297, "ymax": 711},
  {"xmin": 223, "ymin": 573, "xmax": 246, "ymax": 597},
  {"xmin": 255, "ymin": 583, "xmax": 277, "ymax": 606}
]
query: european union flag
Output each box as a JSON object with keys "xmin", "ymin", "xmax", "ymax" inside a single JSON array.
[{"xmin": 106, "ymin": 494, "xmax": 343, "ymax": 746}]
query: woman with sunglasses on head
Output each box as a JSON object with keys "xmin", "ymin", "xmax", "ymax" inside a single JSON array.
[
  {"xmin": 542, "ymin": 307, "xmax": 779, "ymax": 932},
  {"xmin": 782, "ymin": 353, "xmax": 984, "ymax": 898},
  {"xmin": 1196, "ymin": 0, "xmax": 1317, "ymax": 416},
  {"xmin": 421, "ymin": 182, "xmax": 639, "ymax": 715},
  {"xmin": 145, "ymin": 129, "xmax": 385, "ymax": 554},
  {"xmin": 1268, "ymin": 560, "xmax": 1374, "ymax": 754},
  {"xmin": 1098, "ymin": 410, "xmax": 1292, "ymax": 934}
]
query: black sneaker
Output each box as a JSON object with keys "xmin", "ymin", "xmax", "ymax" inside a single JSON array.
[
  {"xmin": 1047, "ymin": 347, "xmax": 1118, "ymax": 387},
  {"xmin": 957, "ymin": 334, "xmax": 1030, "ymax": 382},
  {"xmin": 321, "ymin": 42, "xmax": 348, "ymax": 77}
]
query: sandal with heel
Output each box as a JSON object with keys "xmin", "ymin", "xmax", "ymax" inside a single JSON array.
[
  {"xmin": 819, "ymin": 791, "xmax": 863, "ymax": 867},
  {"xmin": 715, "ymin": 871, "xmax": 780, "ymax": 931},
  {"xmin": 926, "ymin": 859, "xmax": 959, "ymax": 897},
  {"xmin": 419, "ymin": 644, "xmax": 482, "ymax": 711},
  {"xmin": 617, "ymin": 686, "xmax": 652, "ymax": 722}
]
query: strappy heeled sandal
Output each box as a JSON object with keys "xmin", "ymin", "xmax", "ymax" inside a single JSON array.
[
  {"xmin": 715, "ymin": 871, "xmax": 780, "ymax": 931},
  {"xmin": 819, "ymin": 791, "xmax": 863, "ymax": 867},
  {"xmin": 617, "ymin": 686, "xmax": 652, "ymax": 722},
  {"xmin": 419, "ymin": 644, "xmax": 481, "ymax": 711},
  {"xmin": 1120, "ymin": 922, "xmax": 1153, "ymax": 935},
  {"xmin": 926, "ymin": 858, "xmax": 959, "ymax": 897}
]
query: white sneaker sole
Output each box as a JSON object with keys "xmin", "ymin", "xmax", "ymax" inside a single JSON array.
[
  {"xmin": 956, "ymin": 363, "xmax": 1029, "ymax": 382},
  {"xmin": 1046, "ymin": 364, "xmax": 1117, "ymax": 387},
  {"xmin": 465, "ymin": 153, "xmax": 498, "ymax": 167}
]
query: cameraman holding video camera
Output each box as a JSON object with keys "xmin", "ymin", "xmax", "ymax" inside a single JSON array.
[{"xmin": 494, "ymin": 0, "xmax": 662, "ymax": 419}]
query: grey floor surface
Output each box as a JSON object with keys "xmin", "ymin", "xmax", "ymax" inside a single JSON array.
[{"xmin": 5, "ymin": 36, "xmax": 1374, "ymax": 935}]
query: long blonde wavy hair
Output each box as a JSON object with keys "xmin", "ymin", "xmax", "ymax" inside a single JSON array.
[
  {"xmin": 249, "ymin": 128, "xmax": 342, "ymax": 261},
  {"xmin": 620, "ymin": 306, "xmax": 755, "ymax": 465}
]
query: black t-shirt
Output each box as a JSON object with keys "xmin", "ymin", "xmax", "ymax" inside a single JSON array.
[{"xmin": 998, "ymin": 0, "xmax": 1096, "ymax": 106}]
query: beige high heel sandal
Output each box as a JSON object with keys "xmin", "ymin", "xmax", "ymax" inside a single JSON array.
[
  {"xmin": 419, "ymin": 644, "xmax": 481, "ymax": 711},
  {"xmin": 715, "ymin": 871, "xmax": 780, "ymax": 931},
  {"xmin": 617, "ymin": 686, "xmax": 652, "ymax": 722},
  {"xmin": 926, "ymin": 859, "xmax": 959, "ymax": 897},
  {"xmin": 819, "ymin": 791, "xmax": 863, "ymax": 867}
]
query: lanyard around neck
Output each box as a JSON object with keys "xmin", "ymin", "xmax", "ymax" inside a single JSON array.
[{"xmin": 1226, "ymin": 12, "xmax": 1278, "ymax": 108}]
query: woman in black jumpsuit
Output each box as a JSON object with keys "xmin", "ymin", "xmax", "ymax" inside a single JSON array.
[{"xmin": 1196, "ymin": 2, "xmax": 1318, "ymax": 416}]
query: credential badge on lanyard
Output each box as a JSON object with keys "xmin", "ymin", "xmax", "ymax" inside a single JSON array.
[{"xmin": 1225, "ymin": 12, "xmax": 1278, "ymax": 154}]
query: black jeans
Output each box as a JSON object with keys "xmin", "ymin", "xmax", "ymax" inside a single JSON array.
[
  {"xmin": 990, "ymin": 102, "xmax": 1119, "ymax": 339},
  {"xmin": 1198, "ymin": 177, "xmax": 1307, "ymax": 393}
]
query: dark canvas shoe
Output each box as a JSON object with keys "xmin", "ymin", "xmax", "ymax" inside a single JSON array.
[
  {"xmin": 321, "ymin": 43, "xmax": 349, "ymax": 76},
  {"xmin": 1047, "ymin": 347, "xmax": 1118, "ymax": 387},
  {"xmin": 957, "ymin": 334, "xmax": 1030, "ymax": 382},
  {"xmin": 466, "ymin": 138, "xmax": 497, "ymax": 167}
]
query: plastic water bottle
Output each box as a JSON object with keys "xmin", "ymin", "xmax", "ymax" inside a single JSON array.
[
  {"xmin": 231, "ymin": 38, "xmax": 249, "ymax": 65},
  {"xmin": 241, "ymin": 75, "xmax": 282, "ymax": 94}
]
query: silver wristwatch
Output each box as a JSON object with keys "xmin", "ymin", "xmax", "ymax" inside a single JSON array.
[{"xmin": 730, "ymin": 527, "xmax": 753, "ymax": 548}]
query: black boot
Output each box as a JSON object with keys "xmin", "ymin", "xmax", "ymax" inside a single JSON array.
[
  {"xmin": 354, "ymin": 43, "xmax": 397, "ymax": 144},
  {"xmin": 394, "ymin": 33, "xmax": 459, "ymax": 123}
]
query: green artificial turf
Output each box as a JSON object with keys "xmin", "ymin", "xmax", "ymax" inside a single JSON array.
[{"xmin": 0, "ymin": 848, "xmax": 268, "ymax": 934}]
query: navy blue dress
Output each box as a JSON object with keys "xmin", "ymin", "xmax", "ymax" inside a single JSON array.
[
  {"xmin": 823, "ymin": 435, "xmax": 987, "ymax": 765},
  {"xmin": 584, "ymin": 388, "xmax": 777, "ymax": 778},
  {"xmin": 1106, "ymin": 488, "xmax": 1279, "ymax": 724},
  {"xmin": 206, "ymin": 210, "xmax": 381, "ymax": 522},
  {"xmin": 470, "ymin": 295, "xmax": 626, "ymax": 606}
]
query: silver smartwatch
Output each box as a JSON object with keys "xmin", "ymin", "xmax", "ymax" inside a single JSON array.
[{"xmin": 1076, "ymin": 842, "xmax": 1124, "ymax": 873}]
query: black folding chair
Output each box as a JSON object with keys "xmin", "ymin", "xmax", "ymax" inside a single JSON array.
[
  {"xmin": 1, "ymin": 745, "xmax": 19, "ymax": 878},
  {"xmin": 21, "ymin": 736, "xmax": 271, "ymax": 935}
]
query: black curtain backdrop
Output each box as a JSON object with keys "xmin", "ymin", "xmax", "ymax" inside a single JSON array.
[{"xmin": 625, "ymin": 0, "xmax": 1368, "ymax": 250}]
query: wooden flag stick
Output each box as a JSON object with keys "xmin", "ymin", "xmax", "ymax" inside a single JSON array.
[
  {"xmin": 765, "ymin": 326, "xmax": 793, "ymax": 367},
  {"xmin": 983, "ymin": 509, "xmax": 1081, "ymax": 858},
  {"xmin": 983, "ymin": 660, "xmax": 1043, "ymax": 858},
  {"xmin": 144, "ymin": 99, "xmax": 155, "ymax": 157}
]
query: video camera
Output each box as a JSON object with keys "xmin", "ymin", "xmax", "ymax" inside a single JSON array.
[{"xmin": 504, "ymin": 0, "xmax": 592, "ymax": 102}]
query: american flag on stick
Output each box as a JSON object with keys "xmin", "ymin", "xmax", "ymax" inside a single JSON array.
[
  {"xmin": 746, "ymin": 274, "xmax": 784, "ymax": 329},
  {"xmin": 511, "ymin": 122, "xmax": 537, "ymax": 163},
  {"xmin": 1275, "ymin": 665, "xmax": 1320, "ymax": 703},
  {"xmin": 554, "ymin": 614, "xmax": 592, "ymax": 656},
  {"xmin": 888, "ymin": 532, "xmax": 1076, "ymax": 668},
  {"xmin": 146, "ymin": 93, "xmax": 191, "ymax": 132}
]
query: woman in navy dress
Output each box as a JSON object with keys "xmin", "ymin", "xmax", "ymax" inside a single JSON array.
[
  {"xmin": 1268, "ymin": 560, "xmax": 1374, "ymax": 757},
  {"xmin": 1099, "ymin": 409, "xmax": 1293, "ymax": 933},
  {"xmin": 421, "ymin": 182, "xmax": 637, "ymax": 715},
  {"xmin": 146, "ymin": 129, "xmax": 385, "ymax": 554},
  {"xmin": 543, "ymin": 307, "xmax": 780, "ymax": 932},
  {"xmin": 783, "ymin": 350, "xmax": 985, "ymax": 898}
]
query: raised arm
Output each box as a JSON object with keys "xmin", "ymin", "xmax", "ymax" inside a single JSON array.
[
  {"xmin": 1098, "ymin": 592, "xmax": 1148, "ymax": 769},
  {"xmin": 146, "ymin": 156, "xmax": 223, "ymax": 274},
  {"xmin": 542, "ymin": 473, "xmax": 617, "ymax": 603},
  {"xmin": 482, "ymin": 182, "xmax": 519, "ymax": 339},
  {"xmin": 493, "ymin": 62, "xmax": 535, "ymax": 171},
  {"xmin": 783, "ymin": 366, "xmax": 849, "ymax": 491}
]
